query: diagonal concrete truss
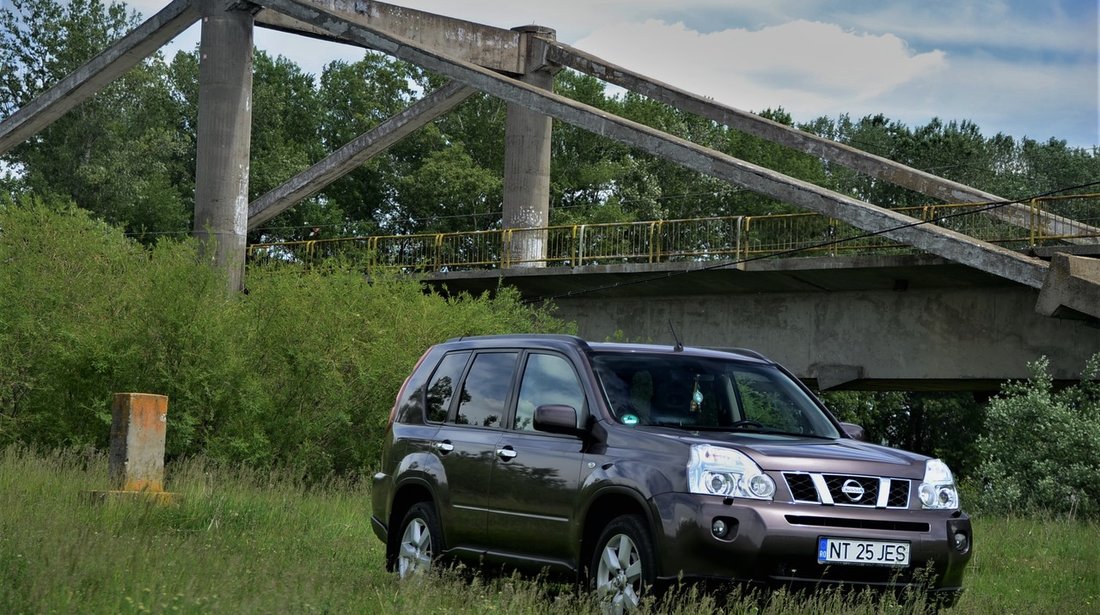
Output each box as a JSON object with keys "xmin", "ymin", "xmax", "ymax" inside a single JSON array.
[
  {"xmin": 0, "ymin": 0, "xmax": 1097, "ymax": 317},
  {"xmin": 0, "ymin": 0, "xmax": 200, "ymax": 155}
]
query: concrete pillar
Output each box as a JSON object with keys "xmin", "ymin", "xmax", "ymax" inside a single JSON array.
[
  {"xmin": 193, "ymin": 1, "xmax": 254, "ymax": 292},
  {"xmin": 108, "ymin": 393, "xmax": 169, "ymax": 492},
  {"xmin": 503, "ymin": 26, "xmax": 556, "ymax": 268}
]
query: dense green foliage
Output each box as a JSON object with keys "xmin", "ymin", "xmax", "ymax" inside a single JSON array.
[
  {"xmin": 824, "ymin": 360, "xmax": 1100, "ymax": 520},
  {"xmin": 974, "ymin": 357, "xmax": 1100, "ymax": 518},
  {"xmin": 823, "ymin": 391, "xmax": 986, "ymax": 479},
  {"xmin": 0, "ymin": 203, "xmax": 569, "ymax": 476},
  {"xmin": 2, "ymin": 447, "xmax": 1098, "ymax": 613}
]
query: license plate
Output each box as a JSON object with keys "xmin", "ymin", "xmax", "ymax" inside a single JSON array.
[{"xmin": 817, "ymin": 537, "xmax": 910, "ymax": 567}]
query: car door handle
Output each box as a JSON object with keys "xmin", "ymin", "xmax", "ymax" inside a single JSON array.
[
  {"xmin": 496, "ymin": 447, "xmax": 517, "ymax": 461},
  {"xmin": 433, "ymin": 441, "xmax": 454, "ymax": 454}
]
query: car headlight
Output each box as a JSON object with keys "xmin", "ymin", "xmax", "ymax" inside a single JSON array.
[
  {"xmin": 919, "ymin": 458, "xmax": 960, "ymax": 510},
  {"xmin": 687, "ymin": 445, "xmax": 775, "ymax": 500}
]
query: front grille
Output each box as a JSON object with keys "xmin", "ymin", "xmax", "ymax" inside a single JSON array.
[
  {"xmin": 827, "ymin": 477, "xmax": 875, "ymax": 506},
  {"xmin": 782, "ymin": 472, "xmax": 911, "ymax": 509},
  {"xmin": 786, "ymin": 473, "xmax": 819, "ymax": 503},
  {"xmin": 824, "ymin": 474, "xmax": 879, "ymax": 506},
  {"xmin": 887, "ymin": 478, "xmax": 911, "ymax": 507}
]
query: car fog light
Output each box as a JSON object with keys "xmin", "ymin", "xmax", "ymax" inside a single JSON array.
[
  {"xmin": 711, "ymin": 518, "xmax": 728, "ymax": 538},
  {"xmin": 749, "ymin": 474, "xmax": 776, "ymax": 498},
  {"xmin": 953, "ymin": 531, "xmax": 970, "ymax": 554}
]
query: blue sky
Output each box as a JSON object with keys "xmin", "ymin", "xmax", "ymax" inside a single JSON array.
[{"xmin": 129, "ymin": 1, "xmax": 1099, "ymax": 149}]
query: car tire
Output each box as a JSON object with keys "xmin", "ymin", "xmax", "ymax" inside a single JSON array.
[
  {"xmin": 394, "ymin": 502, "xmax": 443, "ymax": 579},
  {"xmin": 590, "ymin": 514, "xmax": 656, "ymax": 614}
]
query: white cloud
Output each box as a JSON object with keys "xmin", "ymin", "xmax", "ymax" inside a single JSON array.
[
  {"xmin": 574, "ymin": 19, "xmax": 947, "ymax": 112},
  {"xmin": 883, "ymin": 53, "xmax": 1099, "ymax": 142}
]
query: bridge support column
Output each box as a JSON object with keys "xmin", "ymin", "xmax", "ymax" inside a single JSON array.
[
  {"xmin": 193, "ymin": 1, "xmax": 254, "ymax": 292},
  {"xmin": 503, "ymin": 26, "xmax": 556, "ymax": 268}
]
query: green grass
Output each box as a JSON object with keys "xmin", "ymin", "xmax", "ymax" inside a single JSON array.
[{"xmin": 1, "ymin": 447, "xmax": 1097, "ymax": 614}]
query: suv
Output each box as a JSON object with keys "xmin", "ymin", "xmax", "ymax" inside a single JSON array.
[{"xmin": 371, "ymin": 335, "xmax": 971, "ymax": 608}]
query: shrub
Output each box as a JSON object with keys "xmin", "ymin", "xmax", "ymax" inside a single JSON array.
[
  {"xmin": 0, "ymin": 201, "xmax": 571, "ymax": 477},
  {"xmin": 974, "ymin": 356, "xmax": 1100, "ymax": 517}
]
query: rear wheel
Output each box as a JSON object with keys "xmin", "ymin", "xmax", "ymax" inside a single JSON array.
[
  {"xmin": 590, "ymin": 514, "xmax": 656, "ymax": 614},
  {"xmin": 395, "ymin": 502, "xmax": 442, "ymax": 579}
]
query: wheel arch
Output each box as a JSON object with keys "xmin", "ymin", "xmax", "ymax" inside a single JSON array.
[
  {"xmin": 386, "ymin": 480, "xmax": 437, "ymax": 570},
  {"xmin": 578, "ymin": 487, "xmax": 660, "ymax": 579}
]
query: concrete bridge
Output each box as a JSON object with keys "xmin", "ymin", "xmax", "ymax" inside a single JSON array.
[
  {"xmin": 244, "ymin": 194, "xmax": 1100, "ymax": 390},
  {"xmin": 3, "ymin": 1, "xmax": 1099, "ymax": 390},
  {"xmin": 425, "ymin": 253, "xmax": 1100, "ymax": 391}
]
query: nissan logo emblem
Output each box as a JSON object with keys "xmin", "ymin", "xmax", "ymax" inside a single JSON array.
[{"xmin": 841, "ymin": 479, "xmax": 865, "ymax": 501}]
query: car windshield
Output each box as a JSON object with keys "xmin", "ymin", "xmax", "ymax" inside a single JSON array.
[{"xmin": 591, "ymin": 352, "xmax": 840, "ymax": 439}]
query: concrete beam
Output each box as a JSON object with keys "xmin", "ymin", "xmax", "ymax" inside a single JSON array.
[
  {"xmin": 545, "ymin": 43, "xmax": 1100, "ymax": 246},
  {"xmin": 1036, "ymin": 254, "xmax": 1100, "ymax": 319},
  {"xmin": 813, "ymin": 364, "xmax": 866, "ymax": 391},
  {"xmin": 248, "ymin": 80, "xmax": 476, "ymax": 228},
  {"xmin": 554, "ymin": 286, "xmax": 1100, "ymax": 391},
  {"xmin": 254, "ymin": 0, "xmax": 1052, "ymax": 291},
  {"xmin": 0, "ymin": 0, "xmax": 200, "ymax": 156},
  {"xmin": 254, "ymin": 0, "xmax": 524, "ymax": 73}
]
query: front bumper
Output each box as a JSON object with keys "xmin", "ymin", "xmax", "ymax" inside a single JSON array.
[{"xmin": 649, "ymin": 492, "xmax": 971, "ymax": 594}]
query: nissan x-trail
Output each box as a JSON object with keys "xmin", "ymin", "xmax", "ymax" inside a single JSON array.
[{"xmin": 371, "ymin": 335, "xmax": 971, "ymax": 610}]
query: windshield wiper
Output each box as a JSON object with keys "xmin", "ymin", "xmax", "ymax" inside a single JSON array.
[
  {"xmin": 647, "ymin": 422, "xmax": 834, "ymax": 439},
  {"xmin": 692, "ymin": 423, "xmax": 835, "ymax": 439},
  {"xmin": 741, "ymin": 428, "xmax": 834, "ymax": 440}
]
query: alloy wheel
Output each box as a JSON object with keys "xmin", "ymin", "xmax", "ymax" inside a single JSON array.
[{"xmin": 595, "ymin": 533, "xmax": 644, "ymax": 614}]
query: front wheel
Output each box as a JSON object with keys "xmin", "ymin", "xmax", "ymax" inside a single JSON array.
[
  {"xmin": 394, "ymin": 502, "xmax": 443, "ymax": 579},
  {"xmin": 590, "ymin": 514, "xmax": 656, "ymax": 614}
]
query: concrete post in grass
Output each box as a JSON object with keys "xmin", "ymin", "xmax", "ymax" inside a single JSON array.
[{"xmin": 109, "ymin": 393, "xmax": 169, "ymax": 492}]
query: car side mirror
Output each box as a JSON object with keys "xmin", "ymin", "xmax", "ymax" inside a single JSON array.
[
  {"xmin": 840, "ymin": 422, "xmax": 866, "ymax": 441},
  {"xmin": 534, "ymin": 404, "xmax": 583, "ymax": 436}
]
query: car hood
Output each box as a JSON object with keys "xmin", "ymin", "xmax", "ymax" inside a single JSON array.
[
  {"xmin": 737, "ymin": 437, "xmax": 927, "ymax": 477},
  {"xmin": 644, "ymin": 428, "xmax": 929, "ymax": 478}
]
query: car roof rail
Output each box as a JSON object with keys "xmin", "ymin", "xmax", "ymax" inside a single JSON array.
[
  {"xmin": 704, "ymin": 346, "xmax": 771, "ymax": 361},
  {"xmin": 444, "ymin": 333, "xmax": 591, "ymax": 349}
]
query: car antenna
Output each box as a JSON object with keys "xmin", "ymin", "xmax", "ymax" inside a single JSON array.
[{"xmin": 668, "ymin": 320, "xmax": 684, "ymax": 352}]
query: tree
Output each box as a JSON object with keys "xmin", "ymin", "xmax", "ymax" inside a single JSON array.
[
  {"xmin": 823, "ymin": 391, "xmax": 985, "ymax": 478},
  {"xmin": 975, "ymin": 357, "xmax": 1100, "ymax": 517},
  {"xmin": 391, "ymin": 144, "xmax": 500, "ymax": 234},
  {"xmin": 548, "ymin": 71, "xmax": 630, "ymax": 221},
  {"xmin": 242, "ymin": 51, "xmax": 339, "ymax": 243},
  {"xmin": 307, "ymin": 53, "xmax": 419, "ymax": 235},
  {"xmin": 1, "ymin": 0, "xmax": 192, "ymax": 239}
]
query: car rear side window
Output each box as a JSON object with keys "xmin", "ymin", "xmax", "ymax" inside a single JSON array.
[
  {"xmin": 425, "ymin": 351, "xmax": 470, "ymax": 423},
  {"xmin": 455, "ymin": 352, "xmax": 518, "ymax": 428},
  {"xmin": 515, "ymin": 353, "xmax": 585, "ymax": 431}
]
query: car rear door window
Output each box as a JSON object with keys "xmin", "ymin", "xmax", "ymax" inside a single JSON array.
[
  {"xmin": 455, "ymin": 352, "xmax": 518, "ymax": 428},
  {"xmin": 425, "ymin": 351, "xmax": 470, "ymax": 423}
]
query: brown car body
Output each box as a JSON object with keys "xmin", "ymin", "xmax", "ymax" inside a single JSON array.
[{"xmin": 371, "ymin": 335, "xmax": 971, "ymax": 604}]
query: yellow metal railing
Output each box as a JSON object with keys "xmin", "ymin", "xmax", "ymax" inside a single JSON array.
[{"xmin": 247, "ymin": 193, "xmax": 1100, "ymax": 272}]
